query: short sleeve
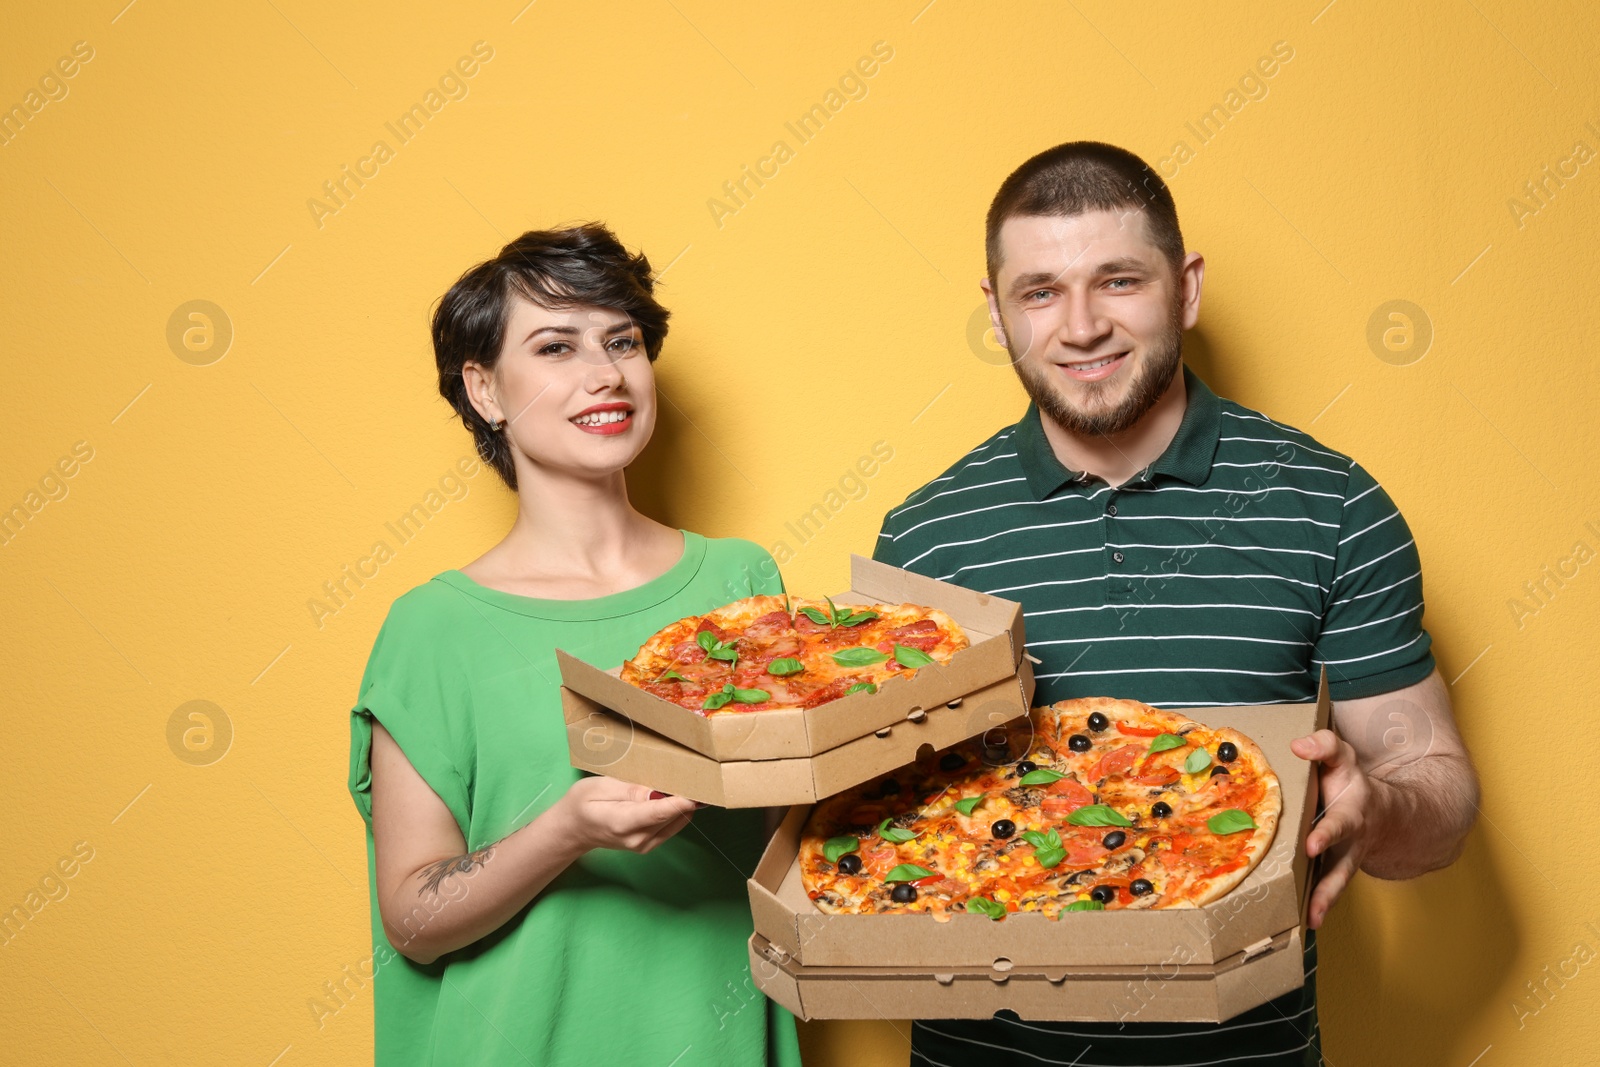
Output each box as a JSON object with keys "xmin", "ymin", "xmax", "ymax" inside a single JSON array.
[
  {"xmin": 347, "ymin": 588, "xmax": 474, "ymax": 837},
  {"xmin": 871, "ymin": 507, "xmax": 908, "ymax": 569},
  {"xmin": 710, "ymin": 538, "xmax": 787, "ymax": 601},
  {"xmin": 1312, "ymin": 462, "xmax": 1437, "ymax": 700}
]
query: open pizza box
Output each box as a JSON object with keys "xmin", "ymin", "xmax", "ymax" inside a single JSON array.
[
  {"xmin": 562, "ymin": 666, "xmax": 1034, "ymax": 808},
  {"xmin": 556, "ymin": 554, "xmax": 1028, "ymax": 764},
  {"xmin": 745, "ymin": 669, "xmax": 1333, "ymax": 1022}
]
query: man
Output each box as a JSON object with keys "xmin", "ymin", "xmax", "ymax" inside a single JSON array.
[{"xmin": 872, "ymin": 142, "xmax": 1480, "ymax": 1066}]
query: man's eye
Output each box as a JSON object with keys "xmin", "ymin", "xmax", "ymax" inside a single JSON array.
[
  {"xmin": 1028, "ymin": 290, "xmax": 1052, "ymax": 301},
  {"xmin": 1107, "ymin": 278, "xmax": 1135, "ymax": 289}
]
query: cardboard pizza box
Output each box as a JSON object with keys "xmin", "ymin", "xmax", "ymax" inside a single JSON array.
[
  {"xmin": 555, "ymin": 554, "xmax": 1028, "ymax": 762},
  {"xmin": 561, "ymin": 666, "xmax": 1034, "ymax": 808},
  {"xmin": 744, "ymin": 669, "xmax": 1333, "ymax": 1022}
]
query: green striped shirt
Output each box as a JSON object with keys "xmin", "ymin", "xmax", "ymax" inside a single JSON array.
[{"xmin": 872, "ymin": 365, "xmax": 1435, "ymax": 1067}]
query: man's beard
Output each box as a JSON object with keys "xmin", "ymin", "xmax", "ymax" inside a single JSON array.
[{"xmin": 1010, "ymin": 301, "xmax": 1184, "ymax": 437}]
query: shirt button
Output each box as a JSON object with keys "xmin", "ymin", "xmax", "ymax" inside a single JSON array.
[
  {"xmin": 1112, "ymin": 551, "xmax": 1125, "ymax": 564},
  {"xmin": 1107, "ymin": 504, "xmax": 1118, "ymax": 516}
]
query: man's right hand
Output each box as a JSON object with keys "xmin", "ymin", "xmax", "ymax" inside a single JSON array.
[{"xmin": 556, "ymin": 775, "xmax": 698, "ymax": 854}]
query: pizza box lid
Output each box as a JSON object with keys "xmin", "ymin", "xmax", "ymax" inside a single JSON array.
[
  {"xmin": 554, "ymin": 555, "xmax": 1028, "ymax": 762},
  {"xmin": 748, "ymin": 926, "xmax": 1307, "ymax": 1023},
  {"xmin": 746, "ymin": 668, "xmax": 1332, "ymax": 970},
  {"xmin": 561, "ymin": 667, "xmax": 1034, "ymax": 808}
]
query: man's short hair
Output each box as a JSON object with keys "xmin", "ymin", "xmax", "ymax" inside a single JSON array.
[{"xmin": 985, "ymin": 141, "xmax": 1185, "ymax": 287}]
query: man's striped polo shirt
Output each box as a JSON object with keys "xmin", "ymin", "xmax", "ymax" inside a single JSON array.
[{"xmin": 872, "ymin": 364, "xmax": 1436, "ymax": 1067}]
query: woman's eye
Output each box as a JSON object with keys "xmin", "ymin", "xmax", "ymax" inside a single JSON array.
[
  {"xmin": 607, "ymin": 336, "xmax": 639, "ymax": 352},
  {"xmin": 539, "ymin": 342, "xmax": 574, "ymax": 356}
]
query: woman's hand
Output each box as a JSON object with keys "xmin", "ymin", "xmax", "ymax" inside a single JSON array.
[{"xmin": 554, "ymin": 775, "xmax": 699, "ymax": 854}]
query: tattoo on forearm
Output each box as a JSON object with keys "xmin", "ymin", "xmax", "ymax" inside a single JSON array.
[{"xmin": 417, "ymin": 846, "xmax": 495, "ymax": 896}]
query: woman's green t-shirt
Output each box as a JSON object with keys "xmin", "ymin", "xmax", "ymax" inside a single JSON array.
[{"xmin": 346, "ymin": 531, "xmax": 802, "ymax": 1067}]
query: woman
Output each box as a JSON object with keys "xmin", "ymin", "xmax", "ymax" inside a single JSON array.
[{"xmin": 345, "ymin": 225, "xmax": 802, "ymax": 1066}]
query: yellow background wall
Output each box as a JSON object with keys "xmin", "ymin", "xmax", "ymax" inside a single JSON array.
[{"xmin": 3, "ymin": 2, "xmax": 1596, "ymax": 1064}]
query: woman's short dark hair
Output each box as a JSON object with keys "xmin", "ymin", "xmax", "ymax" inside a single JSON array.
[
  {"xmin": 432, "ymin": 223, "xmax": 671, "ymax": 489},
  {"xmin": 985, "ymin": 141, "xmax": 1185, "ymax": 287}
]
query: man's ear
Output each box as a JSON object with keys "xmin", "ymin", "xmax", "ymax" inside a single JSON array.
[
  {"xmin": 1177, "ymin": 251, "xmax": 1205, "ymax": 332},
  {"xmin": 461, "ymin": 361, "xmax": 503, "ymax": 425},
  {"xmin": 980, "ymin": 277, "xmax": 1009, "ymax": 351}
]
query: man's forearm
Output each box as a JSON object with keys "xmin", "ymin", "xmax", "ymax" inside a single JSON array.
[{"xmin": 1361, "ymin": 752, "xmax": 1480, "ymax": 879}]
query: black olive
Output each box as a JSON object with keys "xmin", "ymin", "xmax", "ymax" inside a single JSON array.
[
  {"xmin": 1068, "ymin": 734, "xmax": 1092, "ymax": 752},
  {"xmin": 878, "ymin": 779, "xmax": 901, "ymax": 797},
  {"xmin": 992, "ymin": 819, "xmax": 1017, "ymax": 839},
  {"xmin": 1102, "ymin": 830, "xmax": 1127, "ymax": 850},
  {"xmin": 1210, "ymin": 766, "xmax": 1230, "ymax": 777},
  {"xmin": 1129, "ymin": 878, "xmax": 1154, "ymax": 896},
  {"xmin": 1087, "ymin": 711, "xmax": 1109, "ymax": 732},
  {"xmin": 1015, "ymin": 760, "xmax": 1038, "ymax": 776},
  {"xmin": 1217, "ymin": 741, "xmax": 1238, "ymax": 763},
  {"xmin": 891, "ymin": 883, "xmax": 917, "ymax": 903},
  {"xmin": 1151, "ymin": 801, "xmax": 1173, "ymax": 818},
  {"xmin": 836, "ymin": 853, "xmax": 862, "ymax": 875},
  {"xmin": 1090, "ymin": 885, "xmax": 1115, "ymax": 904},
  {"xmin": 940, "ymin": 752, "xmax": 966, "ymax": 772}
]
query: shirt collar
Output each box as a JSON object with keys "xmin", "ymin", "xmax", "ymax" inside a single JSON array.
[{"xmin": 1014, "ymin": 363, "xmax": 1222, "ymax": 499}]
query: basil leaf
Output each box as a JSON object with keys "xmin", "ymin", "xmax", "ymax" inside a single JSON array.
[
  {"xmin": 799, "ymin": 606, "xmax": 832, "ymax": 626},
  {"xmin": 706, "ymin": 645, "xmax": 738, "ymax": 663},
  {"xmin": 696, "ymin": 630, "xmax": 715, "ymax": 652},
  {"xmin": 824, "ymin": 595, "xmax": 842, "ymax": 626},
  {"xmin": 1183, "ymin": 748, "xmax": 1212, "ymax": 774},
  {"xmin": 893, "ymin": 644, "xmax": 936, "ymax": 669},
  {"xmin": 1019, "ymin": 767, "xmax": 1065, "ymax": 786},
  {"xmin": 659, "ymin": 669, "xmax": 686, "ymax": 682},
  {"xmin": 1064, "ymin": 899, "xmax": 1105, "ymax": 911},
  {"xmin": 832, "ymin": 647, "xmax": 890, "ymax": 667},
  {"xmin": 1020, "ymin": 828, "xmax": 1061, "ymax": 852},
  {"xmin": 1148, "ymin": 733, "xmax": 1185, "ymax": 753},
  {"xmin": 823, "ymin": 836, "xmax": 859, "ymax": 864},
  {"xmin": 877, "ymin": 816, "xmax": 919, "ymax": 843},
  {"xmin": 732, "ymin": 687, "xmax": 770, "ymax": 704},
  {"xmin": 965, "ymin": 896, "xmax": 1006, "ymax": 920},
  {"xmin": 953, "ymin": 794, "xmax": 984, "ymax": 816},
  {"xmin": 766, "ymin": 657, "xmax": 804, "ymax": 676},
  {"xmin": 838, "ymin": 608, "xmax": 879, "ymax": 626},
  {"xmin": 844, "ymin": 681, "xmax": 877, "ymax": 695},
  {"xmin": 702, "ymin": 690, "xmax": 734, "ymax": 711},
  {"xmin": 1066, "ymin": 804, "xmax": 1132, "ymax": 827},
  {"xmin": 1033, "ymin": 847, "xmax": 1066, "ymax": 869},
  {"xmin": 1207, "ymin": 808, "xmax": 1256, "ymax": 835},
  {"xmin": 884, "ymin": 864, "xmax": 934, "ymax": 883}
]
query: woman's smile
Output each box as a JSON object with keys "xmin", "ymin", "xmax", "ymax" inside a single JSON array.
[{"xmin": 570, "ymin": 401, "xmax": 634, "ymax": 435}]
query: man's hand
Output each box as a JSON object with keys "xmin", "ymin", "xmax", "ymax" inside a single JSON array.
[
  {"xmin": 1289, "ymin": 729, "xmax": 1390, "ymax": 930},
  {"xmin": 1288, "ymin": 668, "xmax": 1479, "ymax": 932}
]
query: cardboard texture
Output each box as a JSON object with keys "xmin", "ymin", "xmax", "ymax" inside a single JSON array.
[
  {"xmin": 562, "ymin": 666, "xmax": 1035, "ymax": 808},
  {"xmin": 555, "ymin": 555, "xmax": 1027, "ymax": 761},
  {"xmin": 746, "ymin": 670, "xmax": 1332, "ymax": 1022}
]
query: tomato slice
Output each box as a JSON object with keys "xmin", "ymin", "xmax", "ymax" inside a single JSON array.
[
  {"xmin": 1116, "ymin": 721, "xmax": 1163, "ymax": 737},
  {"xmin": 1090, "ymin": 744, "xmax": 1142, "ymax": 779}
]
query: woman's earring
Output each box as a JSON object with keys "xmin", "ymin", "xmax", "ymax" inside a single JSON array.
[{"xmin": 489, "ymin": 417, "xmax": 503, "ymax": 431}]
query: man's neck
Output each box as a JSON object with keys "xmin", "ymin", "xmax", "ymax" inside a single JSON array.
[{"xmin": 1038, "ymin": 366, "xmax": 1188, "ymax": 488}]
